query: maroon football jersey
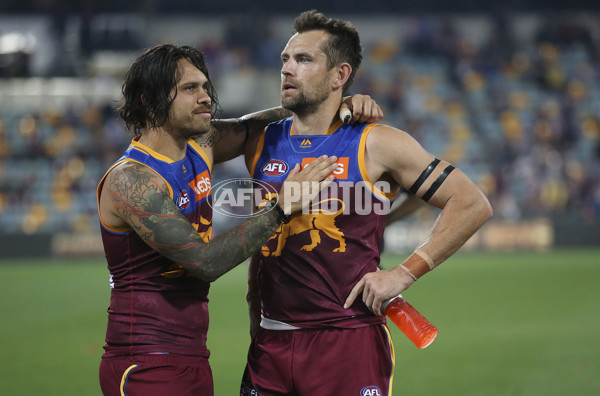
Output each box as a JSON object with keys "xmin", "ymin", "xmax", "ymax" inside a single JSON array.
[
  {"xmin": 250, "ymin": 118, "xmax": 397, "ymax": 328},
  {"xmin": 97, "ymin": 138, "xmax": 213, "ymax": 357}
]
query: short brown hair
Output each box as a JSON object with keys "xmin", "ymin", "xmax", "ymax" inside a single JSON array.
[{"xmin": 293, "ymin": 10, "xmax": 362, "ymax": 94}]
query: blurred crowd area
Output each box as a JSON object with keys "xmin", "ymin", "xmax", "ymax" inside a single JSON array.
[
  {"xmin": 3, "ymin": 0, "xmax": 597, "ymax": 15},
  {"xmin": 0, "ymin": 12, "xmax": 599, "ymax": 235}
]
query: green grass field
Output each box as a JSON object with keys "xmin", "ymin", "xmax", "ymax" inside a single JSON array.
[{"xmin": 1, "ymin": 249, "xmax": 599, "ymax": 395}]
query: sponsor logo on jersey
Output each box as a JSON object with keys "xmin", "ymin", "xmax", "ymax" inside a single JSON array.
[
  {"xmin": 188, "ymin": 170, "xmax": 211, "ymax": 202},
  {"xmin": 299, "ymin": 138, "xmax": 312, "ymax": 148},
  {"xmin": 261, "ymin": 159, "xmax": 289, "ymax": 176},
  {"xmin": 361, "ymin": 386, "xmax": 382, "ymax": 396},
  {"xmin": 300, "ymin": 156, "xmax": 349, "ymax": 179},
  {"xmin": 176, "ymin": 190, "xmax": 191, "ymax": 209}
]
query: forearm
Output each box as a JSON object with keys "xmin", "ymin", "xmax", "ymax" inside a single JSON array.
[
  {"xmin": 238, "ymin": 107, "xmax": 291, "ymax": 132},
  {"xmin": 182, "ymin": 208, "xmax": 282, "ymax": 282},
  {"xmin": 399, "ymin": 190, "xmax": 492, "ymax": 278},
  {"xmin": 247, "ymin": 251, "xmax": 262, "ymax": 337},
  {"xmin": 109, "ymin": 161, "xmax": 286, "ymax": 282},
  {"xmin": 146, "ymin": 206, "xmax": 282, "ymax": 282},
  {"xmin": 247, "ymin": 252, "xmax": 261, "ymax": 305}
]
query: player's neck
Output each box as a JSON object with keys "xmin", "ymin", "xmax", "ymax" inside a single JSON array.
[
  {"xmin": 138, "ymin": 127, "xmax": 188, "ymax": 161},
  {"xmin": 291, "ymin": 98, "xmax": 342, "ymax": 136}
]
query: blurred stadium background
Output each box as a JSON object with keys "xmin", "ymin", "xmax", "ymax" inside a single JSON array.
[{"xmin": 1, "ymin": 1, "xmax": 599, "ymax": 395}]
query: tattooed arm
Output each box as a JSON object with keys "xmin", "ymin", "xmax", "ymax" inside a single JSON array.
[
  {"xmin": 98, "ymin": 157, "xmax": 338, "ymax": 282},
  {"xmin": 197, "ymin": 107, "xmax": 291, "ymax": 165},
  {"xmin": 200, "ymin": 95, "xmax": 384, "ymax": 164},
  {"xmin": 246, "ymin": 251, "xmax": 262, "ymax": 339}
]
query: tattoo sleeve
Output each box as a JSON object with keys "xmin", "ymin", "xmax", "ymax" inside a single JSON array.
[{"xmin": 108, "ymin": 162, "xmax": 282, "ymax": 282}]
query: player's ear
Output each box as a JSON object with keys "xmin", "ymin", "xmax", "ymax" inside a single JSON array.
[{"xmin": 332, "ymin": 63, "xmax": 352, "ymax": 90}]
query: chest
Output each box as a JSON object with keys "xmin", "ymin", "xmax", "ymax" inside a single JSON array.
[{"xmin": 257, "ymin": 131, "xmax": 362, "ymax": 185}]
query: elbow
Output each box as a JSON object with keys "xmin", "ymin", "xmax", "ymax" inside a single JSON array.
[
  {"xmin": 203, "ymin": 274, "xmax": 220, "ymax": 283},
  {"xmin": 449, "ymin": 188, "xmax": 493, "ymax": 226},
  {"xmin": 199, "ymin": 266, "xmax": 222, "ymax": 283},
  {"xmin": 453, "ymin": 189, "xmax": 493, "ymax": 228},
  {"xmin": 181, "ymin": 262, "xmax": 221, "ymax": 283},
  {"xmin": 475, "ymin": 191, "xmax": 493, "ymax": 225}
]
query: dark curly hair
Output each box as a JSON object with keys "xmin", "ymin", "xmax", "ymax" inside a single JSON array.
[
  {"xmin": 118, "ymin": 44, "xmax": 220, "ymax": 135},
  {"xmin": 293, "ymin": 10, "xmax": 363, "ymax": 94}
]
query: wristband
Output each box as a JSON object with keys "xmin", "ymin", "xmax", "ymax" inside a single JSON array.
[
  {"xmin": 400, "ymin": 251, "xmax": 435, "ymax": 280},
  {"xmin": 397, "ymin": 264, "xmax": 418, "ymax": 281},
  {"xmin": 415, "ymin": 249, "xmax": 435, "ymax": 269}
]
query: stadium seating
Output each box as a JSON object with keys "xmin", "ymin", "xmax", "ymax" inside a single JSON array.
[{"xmin": 0, "ymin": 13, "xmax": 598, "ymax": 236}]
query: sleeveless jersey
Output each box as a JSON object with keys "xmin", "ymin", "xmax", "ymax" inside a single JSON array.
[
  {"xmin": 97, "ymin": 137, "xmax": 213, "ymax": 357},
  {"xmin": 250, "ymin": 117, "xmax": 396, "ymax": 328}
]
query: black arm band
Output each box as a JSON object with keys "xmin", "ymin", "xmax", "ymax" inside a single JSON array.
[
  {"xmin": 421, "ymin": 165, "xmax": 455, "ymax": 202},
  {"xmin": 408, "ymin": 158, "xmax": 440, "ymax": 194}
]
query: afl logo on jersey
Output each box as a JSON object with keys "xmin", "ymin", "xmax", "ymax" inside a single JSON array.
[
  {"xmin": 176, "ymin": 190, "xmax": 191, "ymax": 209},
  {"xmin": 261, "ymin": 159, "xmax": 288, "ymax": 176},
  {"xmin": 361, "ymin": 386, "xmax": 382, "ymax": 396}
]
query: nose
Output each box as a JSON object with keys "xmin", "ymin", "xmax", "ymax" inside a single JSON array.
[
  {"xmin": 281, "ymin": 59, "xmax": 293, "ymax": 77},
  {"xmin": 197, "ymin": 88, "xmax": 211, "ymax": 105}
]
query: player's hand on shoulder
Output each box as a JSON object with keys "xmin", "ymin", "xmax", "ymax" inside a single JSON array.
[{"xmin": 341, "ymin": 94, "xmax": 384, "ymax": 124}]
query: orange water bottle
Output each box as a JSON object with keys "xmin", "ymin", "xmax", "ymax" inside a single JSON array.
[{"xmin": 382, "ymin": 295, "xmax": 438, "ymax": 349}]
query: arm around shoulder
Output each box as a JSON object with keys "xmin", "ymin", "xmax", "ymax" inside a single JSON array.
[{"xmin": 209, "ymin": 107, "xmax": 291, "ymax": 164}]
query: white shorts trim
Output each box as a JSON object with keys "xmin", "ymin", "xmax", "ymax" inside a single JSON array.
[{"xmin": 260, "ymin": 315, "xmax": 301, "ymax": 330}]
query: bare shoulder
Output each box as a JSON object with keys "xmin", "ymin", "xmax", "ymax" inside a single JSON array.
[
  {"xmin": 102, "ymin": 161, "xmax": 171, "ymax": 212},
  {"xmin": 366, "ymin": 124, "xmax": 432, "ymax": 166},
  {"xmin": 100, "ymin": 160, "xmax": 176, "ymax": 229},
  {"xmin": 364, "ymin": 124, "xmax": 437, "ymax": 189},
  {"xmin": 106, "ymin": 161, "xmax": 167, "ymax": 191},
  {"xmin": 367, "ymin": 124, "xmax": 421, "ymax": 151}
]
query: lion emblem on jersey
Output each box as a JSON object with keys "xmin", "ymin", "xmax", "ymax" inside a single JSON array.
[{"xmin": 262, "ymin": 197, "xmax": 346, "ymax": 257}]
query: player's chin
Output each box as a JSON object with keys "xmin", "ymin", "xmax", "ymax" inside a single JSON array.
[
  {"xmin": 190, "ymin": 121, "xmax": 212, "ymax": 136},
  {"xmin": 281, "ymin": 96, "xmax": 297, "ymax": 110},
  {"xmin": 197, "ymin": 117, "xmax": 212, "ymax": 128},
  {"xmin": 281, "ymin": 89, "xmax": 297, "ymax": 99}
]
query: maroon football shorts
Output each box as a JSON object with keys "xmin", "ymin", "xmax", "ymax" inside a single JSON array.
[
  {"xmin": 241, "ymin": 325, "xmax": 395, "ymax": 396},
  {"xmin": 99, "ymin": 353, "xmax": 213, "ymax": 396}
]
